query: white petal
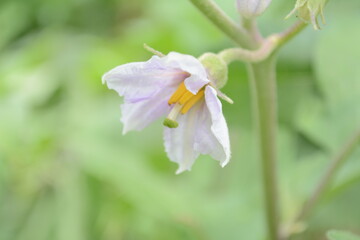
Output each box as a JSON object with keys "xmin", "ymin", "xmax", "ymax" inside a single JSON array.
[
  {"xmin": 163, "ymin": 104, "xmax": 201, "ymax": 174},
  {"xmin": 201, "ymin": 86, "xmax": 231, "ymax": 167},
  {"xmin": 163, "ymin": 86, "xmax": 231, "ymax": 173},
  {"xmin": 102, "ymin": 55, "xmax": 187, "ymax": 102},
  {"xmin": 161, "ymin": 52, "xmax": 210, "ymax": 94},
  {"xmin": 236, "ymin": 0, "xmax": 272, "ymax": 18},
  {"xmin": 193, "ymin": 103, "xmax": 227, "ymax": 165},
  {"xmin": 121, "ymin": 87, "xmax": 174, "ymax": 134}
]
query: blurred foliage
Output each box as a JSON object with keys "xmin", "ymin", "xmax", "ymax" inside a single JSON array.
[
  {"xmin": 0, "ymin": 0, "xmax": 359, "ymax": 240},
  {"xmin": 327, "ymin": 230, "xmax": 360, "ymax": 240}
]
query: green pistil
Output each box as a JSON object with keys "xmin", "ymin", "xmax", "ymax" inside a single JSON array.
[{"xmin": 163, "ymin": 118, "xmax": 179, "ymax": 128}]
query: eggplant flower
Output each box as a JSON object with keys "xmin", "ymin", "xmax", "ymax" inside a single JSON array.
[{"xmin": 102, "ymin": 52, "xmax": 231, "ymax": 174}]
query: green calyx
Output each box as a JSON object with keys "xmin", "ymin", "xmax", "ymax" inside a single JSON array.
[
  {"xmin": 199, "ymin": 53, "xmax": 228, "ymax": 89},
  {"xmin": 287, "ymin": 0, "xmax": 329, "ymax": 30}
]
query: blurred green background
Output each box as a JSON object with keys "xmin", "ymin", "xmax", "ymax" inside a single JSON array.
[{"xmin": 0, "ymin": 0, "xmax": 359, "ymax": 239}]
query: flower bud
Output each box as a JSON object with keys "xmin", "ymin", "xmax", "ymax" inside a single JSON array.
[
  {"xmin": 236, "ymin": 0, "xmax": 272, "ymax": 19},
  {"xmin": 286, "ymin": 0, "xmax": 328, "ymax": 30},
  {"xmin": 199, "ymin": 53, "xmax": 228, "ymax": 89}
]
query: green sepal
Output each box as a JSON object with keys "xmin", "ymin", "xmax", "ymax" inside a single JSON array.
[{"xmin": 199, "ymin": 53, "xmax": 228, "ymax": 89}]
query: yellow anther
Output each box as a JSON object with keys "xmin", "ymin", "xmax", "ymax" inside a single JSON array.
[
  {"xmin": 168, "ymin": 82, "xmax": 187, "ymax": 105},
  {"xmin": 178, "ymin": 91, "xmax": 195, "ymax": 105},
  {"xmin": 165, "ymin": 82, "xmax": 207, "ymax": 128},
  {"xmin": 181, "ymin": 90, "xmax": 205, "ymax": 114}
]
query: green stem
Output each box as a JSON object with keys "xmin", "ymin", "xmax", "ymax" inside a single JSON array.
[
  {"xmin": 242, "ymin": 17, "xmax": 263, "ymax": 45},
  {"xmin": 275, "ymin": 21, "xmax": 307, "ymax": 49},
  {"xmin": 295, "ymin": 128, "xmax": 360, "ymax": 222},
  {"xmin": 188, "ymin": 0, "xmax": 255, "ymax": 48},
  {"xmin": 218, "ymin": 21, "xmax": 307, "ymax": 64},
  {"xmin": 218, "ymin": 36, "xmax": 277, "ymax": 64},
  {"xmin": 248, "ymin": 55, "xmax": 280, "ymax": 240}
]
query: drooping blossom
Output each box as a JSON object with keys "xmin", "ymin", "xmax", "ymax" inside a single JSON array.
[
  {"xmin": 236, "ymin": 0, "xmax": 272, "ymax": 19},
  {"xmin": 102, "ymin": 52, "xmax": 231, "ymax": 174}
]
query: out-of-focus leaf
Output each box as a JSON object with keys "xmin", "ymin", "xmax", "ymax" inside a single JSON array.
[
  {"xmin": 327, "ymin": 230, "xmax": 360, "ymax": 240},
  {"xmin": 294, "ymin": 0, "xmax": 360, "ymax": 190},
  {"xmin": 296, "ymin": 1, "xmax": 360, "ymax": 150},
  {"xmin": 0, "ymin": 1, "xmax": 30, "ymax": 49}
]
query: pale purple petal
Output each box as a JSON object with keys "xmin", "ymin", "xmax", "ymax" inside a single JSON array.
[
  {"xmin": 236, "ymin": 0, "xmax": 272, "ymax": 18},
  {"xmin": 163, "ymin": 104, "xmax": 202, "ymax": 174},
  {"xmin": 200, "ymin": 86, "xmax": 231, "ymax": 167},
  {"xmin": 102, "ymin": 55, "xmax": 187, "ymax": 101},
  {"xmin": 161, "ymin": 52, "xmax": 210, "ymax": 94},
  {"xmin": 121, "ymin": 87, "xmax": 175, "ymax": 134},
  {"xmin": 104, "ymin": 51, "xmax": 214, "ymax": 139}
]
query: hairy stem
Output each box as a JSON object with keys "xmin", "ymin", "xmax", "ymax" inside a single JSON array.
[
  {"xmin": 242, "ymin": 17, "xmax": 263, "ymax": 45},
  {"xmin": 218, "ymin": 36, "xmax": 277, "ymax": 64},
  {"xmin": 218, "ymin": 21, "xmax": 307, "ymax": 64},
  {"xmin": 275, "ymin": 21, "xmax": 307, "ymax": 49},
  {"xmin": 188, "ymin": 0, "xmax": 255, "ymax": 48},
  {"xmin": 248, "ymin": 55, "xmax": 280, "ymax": 240},
  {"xmin": 295, "ymin": 129, "xmax": 360, "ymax": 222}
]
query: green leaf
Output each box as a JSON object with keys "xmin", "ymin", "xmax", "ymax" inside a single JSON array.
[
  {"xmin": 293, "ymin": 0, "xmax": 360, "ymax": 199},
  {"xmin": 327, "ymin": 230, "xmax": 360, "ymax": 240}
]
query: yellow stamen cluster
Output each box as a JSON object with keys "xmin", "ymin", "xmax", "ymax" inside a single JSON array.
[{"xmin": 164, "ymin": 82, "xmax": 205, "ymax": 128}]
